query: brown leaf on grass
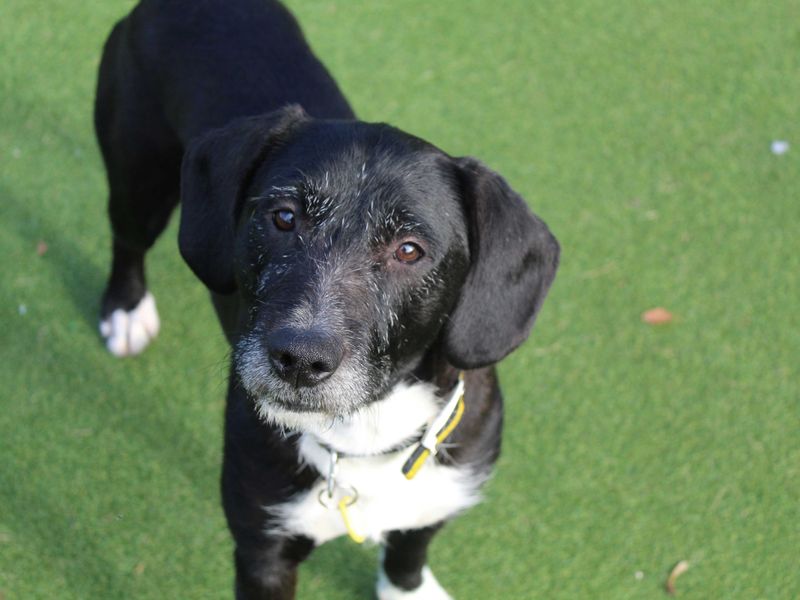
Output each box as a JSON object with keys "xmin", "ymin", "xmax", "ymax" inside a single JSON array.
[
  {"xmin": 664, "ymin": 560, "xmax": 689, "ymax": 595},
  {"xmin": 36, "ymin": 240, "xmax": 48, "ymax": 256},
  {"xmin": 642, "ymin": 307, "xmax": 673, "ymax": 325},
  {"xmin": 133, "ymin": 562, "xmax": 146, "ymax": 576}
]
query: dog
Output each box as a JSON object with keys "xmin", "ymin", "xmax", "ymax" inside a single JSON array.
[{"xmin": 94, "ymin": 0, "xmax": 559, "ymax": 598}]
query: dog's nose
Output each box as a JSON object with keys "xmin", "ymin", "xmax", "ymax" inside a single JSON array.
[{"xmin": 266, "ymin": 327, "xmax": 343, "ymax": 387}]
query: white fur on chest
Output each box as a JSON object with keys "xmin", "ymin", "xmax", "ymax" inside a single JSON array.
[{"xmin": 265, "ymin": 382, "xmax": 483, "ymax": 544}]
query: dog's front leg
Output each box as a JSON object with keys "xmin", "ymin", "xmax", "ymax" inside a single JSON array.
[
  {"xmin": 222, "ymin": 384, "xmax": 317, "ymax": 600},
  {"xmin": 232, "ymin": 536, "xmax": 313, "ymax": 600},
  {"xmin": 377, "ymin": 523, "xmax": 452, "ymax": 600}
]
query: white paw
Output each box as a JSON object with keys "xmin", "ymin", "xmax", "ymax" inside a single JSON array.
[
  {"xmin": 99, "ymin": 292, "xmax": 160, "ymax": 357},
  {"xmin": 376, "ymin": 566, "xmax": 453, "ymax": 600}
]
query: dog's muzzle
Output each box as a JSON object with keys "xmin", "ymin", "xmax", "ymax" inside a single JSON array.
[{"xmin": 266, "ymin": 326, "xmax": 344, "ymax": 388}]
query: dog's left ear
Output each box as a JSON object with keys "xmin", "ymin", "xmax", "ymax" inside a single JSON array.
[
  {"xmin": 443, "ymin": 157, "xmax": 560, "ymax": 369},
  {"xmin": 179, "ymin": 105, "xmax": 308, "ymax": 294}
]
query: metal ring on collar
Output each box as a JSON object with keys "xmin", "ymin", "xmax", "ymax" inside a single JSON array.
[{"xmin": 317, "ymin": 485, "xmax": 358, "ymax": 509}]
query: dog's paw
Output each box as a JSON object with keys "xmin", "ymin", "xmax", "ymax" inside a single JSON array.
[
  {"xmin": 99, "ymin": 292, "xmax": 160, "ymax": 357},
  {"xmin": 376, "ymin": 566, "xmax": 453, "ymax": 600}
]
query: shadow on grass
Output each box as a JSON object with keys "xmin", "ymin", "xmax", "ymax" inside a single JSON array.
[
  {"xmin": 1, "ymin": 181, "xmax": 226, "ymax": 485},
  {"xmin": 2, "ymin": 181, "xmax": 375, "ymax": 597},
  {"xmin": 0, "ymin": 180, "xmax": 106, "ymax": 330}
]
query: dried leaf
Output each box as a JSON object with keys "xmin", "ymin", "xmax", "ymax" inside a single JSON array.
[
  {"xmin": 36, "ymin": 241, "xmax": 48, "ymax": 256},
  {"xmin": 642, "ymin": 307, "xmax": 673, "ymax": 325},
  {"xmin": 133, "ymin": 562, "xmax": 146, "ymax": 576},
  {"xmin": 665, "ymin": 560, "xmax": 689, "ymax": 595}
]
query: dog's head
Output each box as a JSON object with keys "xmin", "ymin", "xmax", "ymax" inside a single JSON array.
[{"xmin": 179, "ymin": 105, "xmax": 559, "ymax": 420}]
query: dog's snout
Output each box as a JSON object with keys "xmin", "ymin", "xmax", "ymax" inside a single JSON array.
[{"xmin": 267, "ymin": 327, "xmax": 343, "ymax": 387}]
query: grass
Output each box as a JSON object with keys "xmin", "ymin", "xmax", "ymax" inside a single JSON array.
[{"xmin": 1, "ymin": 0, "xmax": 798, "ymax": 598}]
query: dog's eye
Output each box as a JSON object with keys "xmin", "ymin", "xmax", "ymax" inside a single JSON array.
[
  {"xmin": 394, "ymin": 242, "xmax": 424, "ymax": 264},
  {"xmin": 273, "ymin": 209, "xmax": 295, "ymax": 231}
]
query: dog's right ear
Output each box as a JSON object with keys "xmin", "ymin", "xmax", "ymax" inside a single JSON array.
[{"xmin": 179, "ymin": 105, "xmax": 308, "ymax": 294}]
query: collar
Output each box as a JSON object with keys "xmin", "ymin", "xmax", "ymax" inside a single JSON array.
[
  {"xmin": 316, "ymin": 373, "xmax": 466, "ymax": 544},
  {"xmin": 401, "ymin": 372, "xmax": 465, "ymax": 479},
  {"xmin": 317, "ymin": 372, "xmax": 466, "ymax": 486}
]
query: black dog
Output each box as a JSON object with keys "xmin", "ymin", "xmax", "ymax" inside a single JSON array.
[{"xmin": 94, "ymin": 1, "xmax": 559, "ymax": 598}]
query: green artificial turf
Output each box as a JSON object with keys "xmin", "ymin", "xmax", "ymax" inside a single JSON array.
[{"xmin": 2, "ymin": 1, "xmax": 798, "ymax": 598}]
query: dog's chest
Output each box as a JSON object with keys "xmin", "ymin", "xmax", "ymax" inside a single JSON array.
[{"xmin": 266, "ymin": 383, "xmax": 482, "ymax": 544}]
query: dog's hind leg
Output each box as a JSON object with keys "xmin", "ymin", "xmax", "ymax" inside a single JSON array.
[
  {"xmin": 94, "ymin": 21, "xmax": 182, "ymax": 357},
  {"xmin": 377, "ymin": 524, "xmax": 452, "ymax": 600}
]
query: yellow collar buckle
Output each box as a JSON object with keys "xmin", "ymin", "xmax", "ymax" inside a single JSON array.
[{"xmin": 402, "ymin": 373, "xmax": 466, "ymax": 480}]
